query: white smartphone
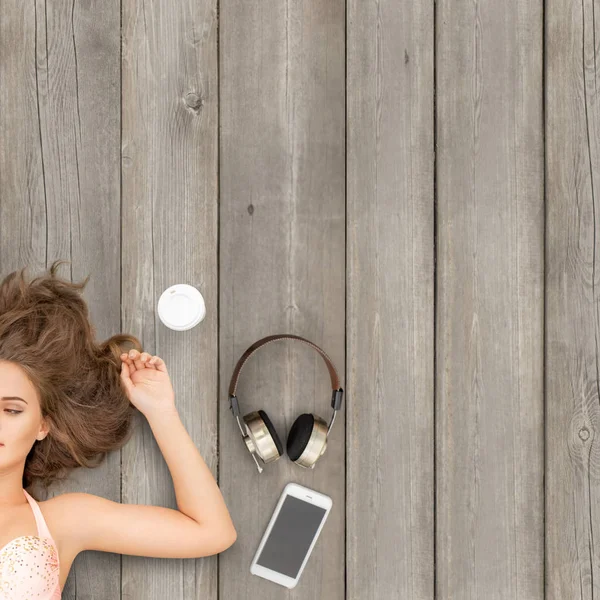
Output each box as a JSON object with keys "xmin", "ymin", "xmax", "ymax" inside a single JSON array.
[{"xmin": 250, "ymin": 482, "xmax": 333, "ymax": 589}]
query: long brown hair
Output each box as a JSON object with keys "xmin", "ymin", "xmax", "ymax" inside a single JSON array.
[{"xmin": 0, "ymin": 259, "xmax": 142, "ymax": 498}]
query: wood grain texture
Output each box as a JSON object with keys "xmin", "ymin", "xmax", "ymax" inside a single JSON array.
[
  {"xmin": 5, "ymin": 0, "xmax": 596, "ymax": 596},
  {"xmin": 546, "ymin": 0, "xmax": 600, "ymax": 597},
  {"xmin": 218, "ymin": 0, "xmax": 346, "ymax": 598},
  {"xmin": 346, "ymin": 0, "xmax": 435, "ymax": 598},
  {"xmin": 121, "ymin": 0, "xmax": 219, "ymax": 598},
  {"xmin": 0, "ymin": 0, "xmax": 123, "ymax": 597},
  {"xmin": 436, "ymin": 0, "xmax": 544, "ymax": 597}
]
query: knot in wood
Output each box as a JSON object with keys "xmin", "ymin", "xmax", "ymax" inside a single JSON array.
[{"xmin": 185, "ymin": 92, "xmax": 203, "ymax": 112}]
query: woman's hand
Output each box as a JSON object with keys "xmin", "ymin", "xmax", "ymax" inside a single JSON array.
[{"xmin": 119, "ymin": 349, "xmax": 177, "ymax": 419}]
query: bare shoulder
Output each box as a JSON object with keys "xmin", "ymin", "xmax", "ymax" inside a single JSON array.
[
  {"xmin": 37, "ymin": 492, "xmax": 90, "ymax": 590},
  {"xmin": 38, "ymin": 492, "xmax": 88, "ymax": 556}
]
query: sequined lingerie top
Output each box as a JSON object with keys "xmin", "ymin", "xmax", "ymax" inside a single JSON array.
[{"xmin": 0, "ymin": 488, "xmax": 61, "ymax": 599}]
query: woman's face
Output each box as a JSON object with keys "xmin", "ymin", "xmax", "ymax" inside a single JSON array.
[{"xmin": 0, "ymin": 360, "xmax": 48, "ymax": 464}]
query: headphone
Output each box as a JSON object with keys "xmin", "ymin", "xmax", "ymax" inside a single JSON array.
[{"xmin": 228, "ymin": 334, "xmax": 344, "ymax": 473}]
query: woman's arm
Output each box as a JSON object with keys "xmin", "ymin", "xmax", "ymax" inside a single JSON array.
[
  {"xmin": 54, "ymin": 408, "xmax": 236, "ymax": 560},
  {"xmin": 147, "ymin": 408, "xmax": 236, "ymax": 538},
  {"xmin": 117, "ymin": 349, "xmax": 236, "ymax": 538}
]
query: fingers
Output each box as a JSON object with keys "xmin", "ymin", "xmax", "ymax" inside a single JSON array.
[
  {"xmin": 120, "ymin": 351, "xmax": 135, "ymax": 370},
  {"xmin": 119, "ymin": 361, "xmax": 134, "ymax": 392},
  {"xmin": 120, "ymin": 350, "xmax": 167, "ymax": 373},
  {"xmin": 120, "ymin": 349, "xmax": 145, "ymax": 371},
  {"xmin": 148, "ymin": 355, "xmax": 168, "ymax": 373},
  {"xmin": 133, "ymin": 351, "xmax": 146, "ymax": 371}
]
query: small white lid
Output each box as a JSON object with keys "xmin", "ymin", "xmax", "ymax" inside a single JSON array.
[{"xmin": 157, "ymin": 284, "xmax": 206, "ymax": 331}]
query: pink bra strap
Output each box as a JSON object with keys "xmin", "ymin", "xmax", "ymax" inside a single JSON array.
[{"xmin": 23, "ymin": 489, "xmax": 52, "ymax": 539}]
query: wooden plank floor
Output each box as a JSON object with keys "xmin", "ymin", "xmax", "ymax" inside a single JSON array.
[{"xmin": 0, "ymin": 0, "xmax": 597, "ymax": 598}]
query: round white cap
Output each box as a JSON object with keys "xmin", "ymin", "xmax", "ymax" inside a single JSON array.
[{"xmin": 157, "ymin": 284, "xmax": 206, "ymax": 331}]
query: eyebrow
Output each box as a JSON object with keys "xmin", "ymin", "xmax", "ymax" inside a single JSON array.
[{"xmin": 1, "ymin": 396, "xmax": 28, "ymax": 405}]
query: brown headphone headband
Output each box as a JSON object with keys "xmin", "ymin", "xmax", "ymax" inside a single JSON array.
[{"xmin": 228, "ymin": 334, "xmax": 342, "ymax": 397}]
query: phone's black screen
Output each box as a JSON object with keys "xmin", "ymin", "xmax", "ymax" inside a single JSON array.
[{"xmin": 256, "ymin": 495, "xmax": 327, "ymax": 578}]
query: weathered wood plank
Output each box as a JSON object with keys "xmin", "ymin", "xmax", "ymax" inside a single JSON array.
[
  {"xmin": 546, "ymin": 0, "xmax": 600, "ymax": 596},
  {"xmin": 121, "ymin": 0, "xmax": 219, "ymax": 598},
  {"xmin": 436, "ymin": 0, "xmax": 544, "ymax": 597},
  {"xmin": 218, "ymin": 0, "xmax": 346, "ymax": 598},
  {"xmin": 346, "ymin": 0, "xmax": 435, "ymax": 598},
  {"xmin": 0, "ymin": 0, "xmax": 122, "ymax": 597}
]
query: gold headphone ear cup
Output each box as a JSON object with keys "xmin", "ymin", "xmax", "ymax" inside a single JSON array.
[
  {"xmin": 287, "ymin": 413, "xmax": 315, "ymax": 461},
  {"xmin": 257, "ymin": 409, "xmax": 284, "ymax": 457}
]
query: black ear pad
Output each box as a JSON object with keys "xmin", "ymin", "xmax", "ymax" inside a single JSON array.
[
  {"xmin": 257, "ymin": 409, "xmax": 283, "ymax": 457},
  {"xmin": 286, "ymin": 413, "xmax": 315, "ymax": 461}
]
